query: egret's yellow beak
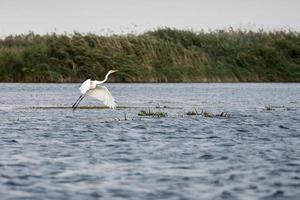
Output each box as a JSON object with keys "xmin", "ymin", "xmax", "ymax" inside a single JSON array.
[{"xmin": 111, "ymin": 70, "xmax": 118, "ymax": 73}]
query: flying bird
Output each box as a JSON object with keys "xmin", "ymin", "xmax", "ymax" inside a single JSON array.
[{"xmin": 72, "ymin": 70, "xmax": 118, "ymax": 111}]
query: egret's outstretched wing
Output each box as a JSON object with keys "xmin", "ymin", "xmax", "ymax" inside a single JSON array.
[
  {"xmin": 79, "ymin": 79, "xmax": 91, "ymax": 94},
  {"xmin": 86, "ymin": 86, "xmax": 116, "ymax": 109}
]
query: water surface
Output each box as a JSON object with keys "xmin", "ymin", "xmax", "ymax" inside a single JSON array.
[{"xmin": 0, "ymin": 83, "xmax": 299, "ymax": 200}]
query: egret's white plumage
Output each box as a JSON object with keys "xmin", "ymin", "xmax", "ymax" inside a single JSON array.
[
  {"xmin": 79, "ymin": 79, "xmax": 91, "ymax": 94},
  {"xmin": 72, "ymin": 70, "xmax": 118, "ymax": 111},
  {"xmin": 86, "ymin": 86, "xmax": 116, "ymax": 109}
]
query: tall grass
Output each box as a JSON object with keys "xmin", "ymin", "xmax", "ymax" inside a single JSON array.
[{"xmin": 0, "ymin": 28, "xmax": 299, "ymax": 82}]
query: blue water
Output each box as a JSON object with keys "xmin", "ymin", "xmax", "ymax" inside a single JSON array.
[{"xmin": 0, "ymin": 83, "xmax": 299, "ymax": 199}]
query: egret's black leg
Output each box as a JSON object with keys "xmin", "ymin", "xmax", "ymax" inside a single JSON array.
[
  {"xmin": 72, "ymin": 95, "xmax": 83, "ymax": 108},
  {"xmin": 73, "ymin": 95, "xmax": 85, "ymax": 111}
]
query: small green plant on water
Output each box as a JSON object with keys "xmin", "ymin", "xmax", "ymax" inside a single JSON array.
[
  {"xmin": 201, "ymin": 110, "xmax": 214, "ymax": 117},
  {"xmin": 138, "ymin": 109, "xmax": 167, "ymax": 117},
  {"xmin": 216, "ymin": 112, "xmax": 230, "ymax": 117},
  {"xmin": 186, "ymin": 109, "xmax": 200, "ymax": 115},
  {"xmin": 265, "ymin": 105, "xmax": 274, "ymax": 111},
  {"xmin": 185, "ymin": 110, "xmax": 230, "ymax": 118}
]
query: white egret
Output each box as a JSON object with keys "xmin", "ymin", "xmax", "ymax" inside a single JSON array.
[{"xmin": 72, "ymin": 70, "xmax": 118, "ymax": 111}]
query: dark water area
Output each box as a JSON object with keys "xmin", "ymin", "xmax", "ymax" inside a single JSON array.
[{"xmin": 0, "ymin": 83, "xmax": 299, "ymax": 200}]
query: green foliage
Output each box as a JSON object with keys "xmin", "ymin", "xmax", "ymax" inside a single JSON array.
[
  {"xmin": 186, "ymin": 109, "xmax": 200, "ymax": 115},
  {"xmin": 199, "ymin": 110, "xmax": 230, "ymax": 118},
  {"xmin": 201, "ymin": 111, "xmax": 214, "ymax": 118},
  {"xmin": 0, "ymin": 28, "xmax": 299, "ymax": 82},
  {"xmin": 138, "ymin": 109, "xmax": 167, "ymax": 117}
]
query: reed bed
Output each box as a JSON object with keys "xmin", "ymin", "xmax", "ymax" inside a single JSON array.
[{"xmin": 0, "ymin": 28, "xmax": 299, "ymax": 82}]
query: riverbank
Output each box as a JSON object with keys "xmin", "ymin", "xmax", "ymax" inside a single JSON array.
[{"xmin": 0, "ymin": 28, "xmax": 299, "ymax": 82}]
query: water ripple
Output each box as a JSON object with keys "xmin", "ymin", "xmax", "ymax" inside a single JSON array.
[{"xmin": 0, "ymin": 83, "xmax": 299, "ymax": 200}]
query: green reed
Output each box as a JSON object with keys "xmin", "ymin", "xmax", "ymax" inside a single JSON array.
[{"xmin": 0, "ymin": 28, "xmax": 299, "ymax": 82}]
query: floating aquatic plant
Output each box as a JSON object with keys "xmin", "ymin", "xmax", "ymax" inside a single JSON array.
[
  {"xmin": 216, "ymin": 112, "xmax": 230, "ymax": 117},
  {"xmin": 186, "ymin": 110, "xmax": 230, "ymax": 118},
  {"xmin": 264, "ymin": 105, "xmax": 275, "ymax": 111},
  {"xmin": 201, "ymin": 111, "xmax": 214, "ymax": 117},
  {"xmin": 264, "ymin": 105, "xmax": 296, "ymax": 112},
  {"xmin": 138, "ymin": 109, "xmax": 167, "ymax": 117},
  {"xmin": 186, "ymin": 109, "xmax": 200, "ymax": 115}
]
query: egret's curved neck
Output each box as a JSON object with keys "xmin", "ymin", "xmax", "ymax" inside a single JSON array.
[
  {"xmin": 103, "ymin": 72, "xmax": 112, "ymax": 83},
  {"xmin": 97, "ymin": 72, "xmax": 111, "ymax": 84}
]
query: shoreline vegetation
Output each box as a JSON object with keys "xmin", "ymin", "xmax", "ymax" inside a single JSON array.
[{"xmin": 0, "ymin": 28, "xmax": 299, "ymax": 83}]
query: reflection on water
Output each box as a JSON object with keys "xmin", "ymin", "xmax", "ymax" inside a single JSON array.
[{"xmin": 0, "ymin": 83, "xmax": 300, "ymax": 200}]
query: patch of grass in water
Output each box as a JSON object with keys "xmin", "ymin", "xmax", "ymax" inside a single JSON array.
[
  {"xmin": 187, "ymin": 110, "xmax": 230, "ymax": 118},
  {"xmin": 264, "ymin": 105, "xmax": 296, "ymax": 112},
  {"xmin": 186, "ymin": 109, "xmax": 200, "ymax": 115},
  {"xmin": 215, "ymin": 112, "xmax": 230, "ymax": 118},
  {"xmin": 202, "ymin": 111, "xmax": 230, "ymax": 118},
  {"xmin": 138, "ymin": 109, "xmax": 167, "ymax": 117},
  {"xmin": 201, "ymin": 111, "xmax": 214, "ymax": 118},
  {"xmin": 264, "ymin": 105, "xmax": 275, "ymax": 111}
]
